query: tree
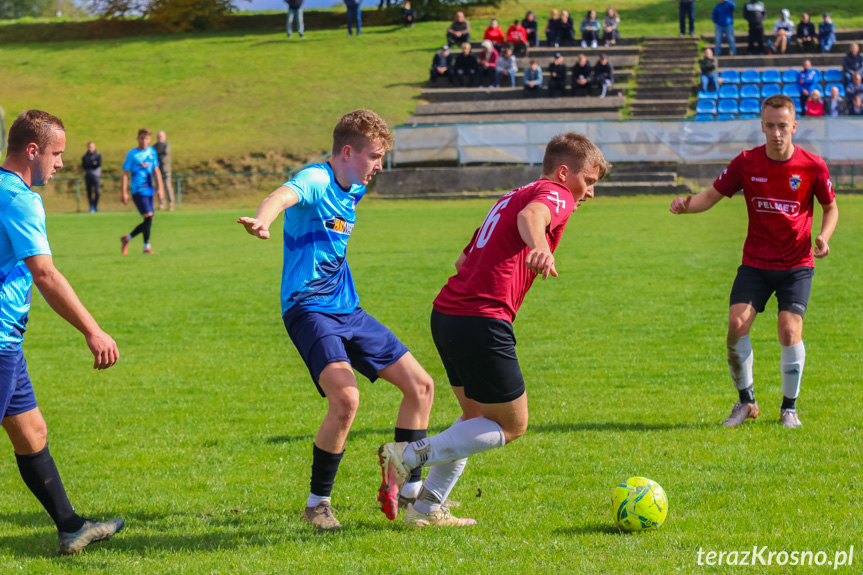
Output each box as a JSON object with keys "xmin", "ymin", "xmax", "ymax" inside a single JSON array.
[
  {"xmin": 87, "ymin": 0, "xmax": 237, "ymax": 30},
  {"xmin": 0, "ymin": 0, "xmax": 53, "ymax": 19}
]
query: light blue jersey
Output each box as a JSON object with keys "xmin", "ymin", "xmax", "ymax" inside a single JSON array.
[
  {"xmin": 122, "ymin": 146, "xmax": 159, "ymax": 196},
  {"xmin": 280, "ymin": 162, "xmax": 365, "ymax": 315},
  {"xmin": 0, "ymin": 168, "xmax": 52, "ymax": 355}
]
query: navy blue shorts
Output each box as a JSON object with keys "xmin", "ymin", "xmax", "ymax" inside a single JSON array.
[
  {"xmin": 730, "ymin": 265, "xmax": 814, "ymax": 317},
  {"xmin": 0, "ymin": 352, "xmax": 38, "ymax": 418},
  {"xmin": 283, "ymin": 307, "xmax": 409, "ymax": 397},
  {"xmin": 132, "ymin": 194, "xmax": 154, "ymax": 215},
  {"xmin": 430, "ymin": 309, "xmax": 526, "ymax": 404}
]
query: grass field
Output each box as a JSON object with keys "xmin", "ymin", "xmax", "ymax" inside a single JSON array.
[{"xmin": 0, "ymin": 194, "xmax": 860, "ymax": 573}]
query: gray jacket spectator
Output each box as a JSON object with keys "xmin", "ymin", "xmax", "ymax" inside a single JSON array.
[
  {"xmin": 593, "ymin": 53, "xmax": 614, "ymax": 98},
  {"xmin": 846, "ymin": 73, "xmax": 863, "ymax": 105},
  {"xmin": 495, "ymin": 48, "xmax": 518, "ymax": 88},
  {"xmin": 602, "ymin": 8, "xmax": 620, "ymax": 46},
  {"xmin": 843, "ymin": 44, "xmax": 863, "ymax": 84},
  {"xmin": 447, "ymin": 12, "xmax": 470, "ymax": 46},
  {"xmin": 430, "ymin": 45, "xmax": 453, "ymax": 85},
  {"xmin": 154, "ymin": 131, "xmax": 175, "ymax": 211},
  {"xmin": 825, "ymin": 87, "xmax": 846, "ymax": 116}
]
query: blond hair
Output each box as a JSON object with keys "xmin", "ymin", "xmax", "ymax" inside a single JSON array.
[
  {"xmin": 332, "ymin": 109, "xmax": 393, "ymax": 155},
  {"xmin": 542, "ymin": 132, "xmax": 610, "ymax": 179}
]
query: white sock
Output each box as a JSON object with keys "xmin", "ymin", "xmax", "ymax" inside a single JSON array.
[
  {"xmin": 306, "ymin": 493, "xmax": 330, "ymax": 508},
  {"xmin": 412, "ymin": 458, "xmax": 468, "ymax": 515},
  {"xmin": 125, "ymin": 234, "xmax": 133, "ymax": 241},
  {"xmin": 144, "ymin": 242, "xmax": 151, "ymax": 250},
  {"xmin": 727, "ymin": 334, "xmax": 754, "ymax": 391},
  {"xmin": 400, "ymin": 480, "xmax": 422, "ymax": 500},
  {"xmin": 781, "ymin": 341, "xmax": 805, "ymax": 400},
  {"xmin": 403, "ymin": 417, "xmax": 505, "ymax": 468}
]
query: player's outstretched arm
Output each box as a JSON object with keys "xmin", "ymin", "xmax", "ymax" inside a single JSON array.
[
  {"xmin": 237, "ymin": 185, "xmax": 300, "ymax": 240},
  {"xmin": 517, "ymin": 202, "xmax": 557, "ymax": 280},
  {"xmin": 121, "ymin": 171, "xmax": 131, "ymax": 204},
  {"xmin": 814, "ymin": 199, "xmax": 838, "ymax": 258},
  {"xmin": 669, "ymin": 187, "xmax": 724, "ymax": 214},
  {"xmin": 24, "ymin": 255, "xmax": 119, "ymax": 370}
]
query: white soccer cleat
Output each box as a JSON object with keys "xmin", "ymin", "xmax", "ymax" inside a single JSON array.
[
  {"xmin": 377, "ymin": 442, "xmax": 411, "ymax": 520},
  {"xmin": 404, "ymin": 503, "xmax": 476, "ymax": 528}
]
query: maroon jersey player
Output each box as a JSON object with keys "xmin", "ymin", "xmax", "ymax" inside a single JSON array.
[
  {"xmin": 378, "ymin": 132, "xmax": 609, "ymax": 527},
  {"xmin": 670, "ymin": 95, "xmax": 838, "ymax": 429}
]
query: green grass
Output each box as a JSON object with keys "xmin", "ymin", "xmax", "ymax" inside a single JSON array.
[{"xmin": 0, "ymin": 194, "xmax": 860, "ymax": 573}]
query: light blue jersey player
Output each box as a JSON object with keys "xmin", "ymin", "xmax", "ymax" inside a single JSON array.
[
  {"xmin": 238, "ymin": 110, "xmax": 435, "ymax": 530},
  {"xmin": 1, "ymin": 109, "xmax": 123, "ymax": 554},
  {"xmin": 120, "ymin": 128, "xmax": 164, "ymax": 255}
]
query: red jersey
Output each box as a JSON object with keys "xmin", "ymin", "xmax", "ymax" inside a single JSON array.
[
  {"xmin": 433, "ymin": 179, "xmax": 575, "ymax": 322},
  {"xmin": 713, "ymin": 144, "xmax": 834, "ymax": 270}
]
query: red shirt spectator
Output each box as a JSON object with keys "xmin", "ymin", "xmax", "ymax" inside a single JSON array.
[
  {"xmin": 484, "ymin": 19, "xmax": 506, "ymax": 45},
  {"xmin": 506, "ymin": 21, "xmax": 528, "ymax": 44}
]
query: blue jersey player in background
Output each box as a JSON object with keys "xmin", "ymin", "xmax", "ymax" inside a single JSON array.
[
  {"xmin": 238, "ymin": 109, "xmax": 435, "ymax": 530},
  {"xmin": 0, "ymin": 110, "xmax": 124, "ymax": 554},
  {"xmin": 120, "ymin": 128, "xmax": 164, "ymax": 255}
]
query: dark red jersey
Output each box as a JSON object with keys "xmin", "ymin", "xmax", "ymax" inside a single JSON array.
[
  {"xmin": 433, "ymin": 179, "xmax": 575, "ymax": 322},
  {"xmin": 713, "ymin": 144, "xmax": 834, "ymax": 270}
]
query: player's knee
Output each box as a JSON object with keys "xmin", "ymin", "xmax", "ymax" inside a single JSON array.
[
  {"xmin": 727, "ymin": 318, "xmax": 749, "ymax": 337},
  {"xmin": 405, "ymin": 372, "xmax": 434, "ymax": 407},
  {"xmin": 16, "ymin": 420, "xmax": 48, "ymax": 454},
  {"xmin": 328, "ymin": 393, "xmax": 360, "ymax": 424},
  {"xmin": 778, "ymin": 326, "xmax": 801, "ymax": 346}
]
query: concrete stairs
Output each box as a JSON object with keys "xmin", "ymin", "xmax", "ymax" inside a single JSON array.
[{"xmin": 629, "ymin": 37, "xmax": 699, "ymax": 119}]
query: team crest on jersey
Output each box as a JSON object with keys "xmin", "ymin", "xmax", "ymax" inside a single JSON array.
[
  {"xmin": 325, "ymin": 216, "xmax": 354, "ymax": 235},
  {"xmin": 789, "ymin": 174, "xmax": 802, "ymax": 191}
]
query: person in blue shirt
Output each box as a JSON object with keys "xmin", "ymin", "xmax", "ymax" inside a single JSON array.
[
  {"xmin": 818, "ymin": 13, "xmax": 836, "ymax": 53},
  {"xmin": 120, "ymin": 128, "xmax": 164, "ymax": 255},
  {"xmin": 797, "ymin": 59, "xmax": 819, "ymax": 113},
  {"xmin": 237, "ymin": 109, "xmax": 434, "ymax": 530},
  {"xmin": 0, "ymin": 110, "xmax": 123, "ymax": 554},
  {"xmin": 712, "ymin": 0, "xmax": 737, "ymax": 56}
]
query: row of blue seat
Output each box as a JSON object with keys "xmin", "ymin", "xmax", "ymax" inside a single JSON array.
[
  {"xmin": 718, "ymin": 69, "xmax": 842, "ymax": 84},
  {"xmin": 694, "ymin": 113, "xmax": 760, "ymax": 121},
  {"xmin": 696, "ymin": 98, "xmax": 805, "ymax": 115},
  {"xmin": 699, "ymin": 83, "xmax": 846, "ymax": 100}
]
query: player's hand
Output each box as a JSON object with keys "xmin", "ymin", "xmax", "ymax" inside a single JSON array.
[
  {"xmin": 525, "ymin": 248, "xmax": 558, "ymax": 280},
  {"xmin": 121, "ymin": 193, "xmax": 129, "ymax": 205},
  {"xmin": 85, "ymin": 329, "xmax": 119, "ymax": 370},
  {"xmin": 669, "ymin": 194, "xmax": 692, "ymax": 214},
  {"xmin": 814, "ymin": 235, "xmax": 830, "ymax": 258},
  {"xmin": 237, "ymin": 216, "xmax": 270, "ymax": 239}
]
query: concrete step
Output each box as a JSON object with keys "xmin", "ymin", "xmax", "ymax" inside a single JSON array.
[
  {"xmin": 403, "ymin": 111, "xmax": 621, "ymax": 125},
  {"xmin": 421, "ymin": 84, "xmax": 630, "ymax": 103},
  {"xmin": 606, "ymin": 172, "xmax": 677, "ymax": 182},
  {"xmin": 627, "ymin": 111, "xmax": 689, "ymax": 119},
  {"xmin": 414, "ymin": 95, "xmax": 624, "ymax": 116},
  {"xmin": 611, "ymin": 162, "xmax": 680, "ymax": 173},
  {"xmin": 630, "ymin": 99, "xmax": 690, "ymax": 106},
  {"xmin": 634, "ymin": 89, "xmax": 692, "ymax": 100},
  {"xmin": 594, "ymin": 181, "xmax": 693, "ymax": 195}
]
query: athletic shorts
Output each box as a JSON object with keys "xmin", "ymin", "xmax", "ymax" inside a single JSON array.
[
  {"xmin": 0, "ymin": 352, "xmax": 38, "ymax": 419},
  {"xmin": 132, "ymin": 194, "xmax": 154, "ymax": 215},
  {"xmin": 729, "ymin": 264, "xmax": 814, "ymax": 317},
  {"xmin": 283, "ymin": 307, "xmax": 409, "ymax": 397},
  {"xmin": 430, "ymin": 309, "xmax": 525, "ymax": 404}
]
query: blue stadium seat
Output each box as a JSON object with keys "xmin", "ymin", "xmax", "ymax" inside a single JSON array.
[
  {"xmin": 720, "ymin": 70, "xmax": 740, "ymax": 84},
  {"xmin": 741, "ymin": 69, "xmax": 761, "ymax": 83},
  {"xmin": 698, "ymin": 90, "xmax": 719, "ymax": 100},
  {"xmin": 739, "ymin": 98, "xmax": 760, "ymax": 114},
  {"xmin": 696, "ymin": 100, "xmax": 718, "ymax": 114},
  {"xmin": 791, "ymin": 97, "xmax": 803, "ymax": 113},
  {"xmin": 782, "ymin": 69, "xmax": 799, "ymax": 83},
  {"xmin": 740, "ymin": 84, "xmax": 760, "ymax": 98},
  {"xmin": 694, "ymin": 113, "xmax": 715, "ymax": 121},
  {"xmin": 739, "ymin": 113, "xmax": 759, "ymax": 119},
  {"xmin": 761, "ymin": 69, "xmax": 782, "ymax": 83},
  {"xmin": 718, "ymin": 100, "xmax": 739, "ymax": 114},
  {"xmin": 782, "ymin": 84, "xmax": 801, "ymax": 97},
  {"xmin": 719, "ymin": 85, "xmax": 739, "ymax": 99},
  {"xmin": 824, "ymin": 69, "xmax": 843, "ymax": 83},
  {"xmin": 761, "ymin": 84, "xmax": 781, "ymax": 98},
  {"xmin": 717, "ymin": 114, "xmax": 737, "ymax": 121},
  {"xmin": 826, "ymin": 83, "xmax": 846, "ymax": 98}
]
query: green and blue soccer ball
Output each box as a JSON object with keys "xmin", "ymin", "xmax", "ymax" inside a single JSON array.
[{"xmin": 611, "ymin": 476, "xmax": 668, "ymax": 532}]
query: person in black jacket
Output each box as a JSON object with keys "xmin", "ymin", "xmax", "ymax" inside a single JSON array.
[
  {"xmin": 548, "ymin": 52, "xmax": 568, "ymax": 97},
  {"xmin": 430, "ymin": 45, "xmax": 454, "ymax": 85},
  {"xmin": 82, "ymin": 141, "xmax": 102, "ymax": 213},
  {"xmin": 285, "ymin": 0, "xmax": 304, "ymax": 38},
  {"xmin": 522, "ymin": 11, "xmax": 539, "ymax": 47},
  {"xmin": 454, "ymin": 43, "xmax": 479, "ymax": 87},
  {"xmin": 593, "ymin": 53, "xmax": 615, "ymax": 98},
  {"xmin": 571, "ymin": 53, "xmax": 592, "ymax": 97},
  {"xmin": 401, "ymin": 1, "xmax": 415, "ymax": 27},
  {"xmin": 743, "ymin": 0, "xmax": 766, "ymax": 54},
  {"xmin": 796, "ymin": 13, "xmax": 817, "ymax": 52}
]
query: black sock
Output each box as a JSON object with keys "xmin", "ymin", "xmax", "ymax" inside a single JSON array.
[
  {"xmin": 738, "ymin": 386, "xmax": 755, "ymax": 404},
  {"xmin": 395, "ymin": 428, "xmax": 426, "ymax": 484},
  {"xmin": 129, "ymin": 221, "xmax": 146, "ymax": 238},
  {"xmin": 310, "ymin": 444, "xmax": 344, "ymax": 498},
  {"xmin": 15, "ymin": 445, "xmax": 85, "ymax": 533},
  {"xmin": 781, "ymin": 396, "xmax": 797, "ymax": 410},
  {"xmin": 142, "ymin": 216, "xmax": 153, "ymax": 244}
]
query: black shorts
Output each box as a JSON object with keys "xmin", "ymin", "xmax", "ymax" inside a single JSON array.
[
  {"xmin": 430, "ymin": 309, "xmax": 525, "ymax": 404},
  {"xmin": 729, "ymin": 265, "xmax": 814, "ymax": 317}
]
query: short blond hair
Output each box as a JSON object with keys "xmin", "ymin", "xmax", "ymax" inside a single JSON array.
[
  {"xmin": 542, "ymin": 132, "xmax": 610, "ymax": 180},
  {"xmin": 332, "ymin": 109, "xmax": 393, "ymax": 155}
]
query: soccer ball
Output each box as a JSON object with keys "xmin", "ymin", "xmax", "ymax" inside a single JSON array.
[{"xmin": 611, "ymin": 476, "xmax": 668, "ymax": 532}]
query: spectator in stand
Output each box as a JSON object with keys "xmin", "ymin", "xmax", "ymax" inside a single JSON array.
[
  {"xmin": 344, "ymin": 0, "xmax": 362, "ymax": 36},
  {"xmin": 447, "ymin": 12, "xmax": 471, "ymax": 46},
  {"xmin": 603, "ymin": 8, "xmax": 620, "ymax": 47},
  {"xmin": 581, "ymin": 10, "xmax": 601, "ymax": 49},
  {"xmin": 842, "ymin": 44, "xmax": 863, "ymax": 85},
  {"xmin": 545, "ymin": 9, "xmax": 562, "ymax": 48},
  {"xmin": 507, "ymin": 19, "xmax": 529, "ymax": 57},
  {"xmin": 795, "ymin": 13, "xmax": 817, "ymax": 52},
  {"xmin": 805, "ymin": 90, "xmax": 824, "ymax": 117},
  {"xmin": 700, "ymin": 47, "xmax": 720, "ymax": 92},
  {"xmin": 771, "ymin": 9, "xmax": 794, "ymax": 54},
  {"xmin": 797, "ymin": 60, "xmax": 818, "ymax": 108},
  {"xmin": 401, "ymin": 1, "xmax": 415, "ymax": 27},
  {"xmin": 818, "ymin": 13, "xmax": 835, "ymax": 53},
  {"xmin": 477, "ymin": 40, "xmax": 499, "ymax": 88},
  {"xmin": 454, "ymin": 42, "xmax": 478, "ymax": 87},
  {"xmin": 712, "ymin": 0, "xmax": 737, "ymax": 56},
  {"xmin": 285, "ymin": 0, "xmax": 304, "ymax": 39},
  {"xmin": 571, "ymin": 53, "xmax": 593, "ymax": 97},
  {"xmin": 82, "ymin": 142, "xmax": 101, "ymax": 213},
  {"xmin": 846, "ymin": 73, "xmax": 863, "ymax": 106},
  {"xmin": 524, "ymin": 59, "xmax": 544, "ymax": 98},
  {"xmin": 484, "ymin": 19, "xmax": 506, "ymax": 50},
  {"xmin": 743, "ymin": 0, "xmax": 766, "ymax": 55},
  {"xmin": 495, "ymin": 46, "xmax": 518, "ymax": 88},
  {"xmin": 522, "ymin": 11, "xmax": 539, "ymax": 48},
  {"xmin": 679, "ymin": 0, "xmax": 695, "ymax": 37},
  {"xmin": 593, "ymin": 53, "xmax": 615, "ymax": 98},
  {"xmin": 548, "ymin": 52, "xmax": 568, "ymax": 97},
  {"xmin": 850, "ymin": 94, "xmax": 863, "ymax": 115},
  {"xmin": 430, "ymin": 45, "xmax": 453, "ymax": 86},
  {"xmin": 560, "ymin": 10, "xmax": 576, "ymax": 47},
  {"xmin": 826, "ymin": 85, "xmax": 846, "ymax": 116}
]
